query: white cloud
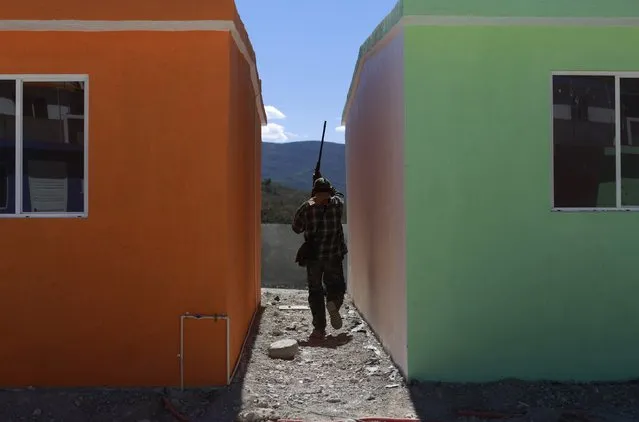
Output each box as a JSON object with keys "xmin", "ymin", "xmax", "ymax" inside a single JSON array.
[
  {"xmin": 262, "ymin": 123, "xmax": 299, "ymax": 143},
  {"xmin": 261, "ymin": 105, "xmax": 297, "ymax": 142},
  {"xmin": 335, "ymin": 125, "xmax": 346, "ymax": 133},
  {"xmin": 265, "ymin": 105, "xmax": 286, "ymax": 120},
  {"xmin": 262, "ymin": 123, "xmax": 288, "ymax": 142}
]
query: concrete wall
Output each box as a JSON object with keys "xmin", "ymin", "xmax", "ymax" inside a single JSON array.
[
  {"xmin": 0, "ymin": 0, "xmax": 264, "ymax": 388},
  {"xmin": 404, "ymin": 24, "xmax": 639, "ymax": 382},
  {"xmin": 402, "ymin": 0, "xmax": 639, "ymax": 17},
  {"xmin": 226, "ymin": 36, "xmax": 262, "ymax": 384},
  {"xmin": 261, "ymin": 224, "xmax": 348, "ymax": 289},
  {"xmin": 0, "ymin": 31, "xmax": 233, "ymax": 388},
  {"xmin": 344, "ymin": 29, "xmax": 407, "ymax": 374}
]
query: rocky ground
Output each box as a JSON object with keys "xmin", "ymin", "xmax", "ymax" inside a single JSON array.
[
  {"xmin": 223, "ymin": 288, "xmax": 416, "ymax": 421},
  {"xmin": 2, "ymin": 288, "xmax": 639, "ymax": 421}
]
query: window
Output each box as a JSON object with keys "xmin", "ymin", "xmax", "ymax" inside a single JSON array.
[
  {"xmin": 552, "ymin": 72, "xmax": 639, "ymax": 211},
  {"xmin": 0, "ymin": 80, "xmax": 16, "ymax": 214},
  {"xmin": 0, "ymin": 76, "xmax": 87, "ymax": 218}
]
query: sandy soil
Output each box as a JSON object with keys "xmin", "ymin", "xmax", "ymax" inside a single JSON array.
[{"xmin": 2, "ymin": 288, "xmax": 639, "ymax": 422}]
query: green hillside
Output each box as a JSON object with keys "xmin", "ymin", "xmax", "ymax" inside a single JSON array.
[
  {"xmin": 261, "ymin": 179, "xmax": 347, "ymax": 224},
  {"xmin": 261, "ymin": 179, "xmax": 308, "ymax": 224},
  {"xmin": 262, "ymin": 141, "xmax": 346, "ymax": 194}
]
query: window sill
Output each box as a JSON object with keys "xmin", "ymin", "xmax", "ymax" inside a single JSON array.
[
  {"xmin": 552, "ymin": 208, "xmax": 639, "ymax": 212},
  {"xmin": 0, "ymin": 213, "xmax": 87, "ymax": 219}
]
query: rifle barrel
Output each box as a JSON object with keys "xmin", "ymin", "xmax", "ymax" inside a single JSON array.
[{"xmin": 316, "ymin": 120, "xmax": 327, "ymax": 172}]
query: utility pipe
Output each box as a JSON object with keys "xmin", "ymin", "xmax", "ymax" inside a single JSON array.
[{"xmin": 179, "ymin": 312, "xmax": 230, "ymax": 390}]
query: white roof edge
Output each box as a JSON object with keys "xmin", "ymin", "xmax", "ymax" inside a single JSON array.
[
  {"xmin": 343, "ymin": 14, "xmax": 639, "ymax": 125},
  {"xmin": 0, "ymin": 19, "xmax": 267, "ymax": 126}
]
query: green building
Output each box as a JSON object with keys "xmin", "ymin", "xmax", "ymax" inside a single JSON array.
[{"xmin": 342, "ymin": 0, "xmax": 639, "ymax": 382}]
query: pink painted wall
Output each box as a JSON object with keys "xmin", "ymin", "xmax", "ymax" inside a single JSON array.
[{"xmin": 345, "ymin": 30, "xmax": 407, "ymax": 373}]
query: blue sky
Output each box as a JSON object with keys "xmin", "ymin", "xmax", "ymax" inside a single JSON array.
[{"xmin": 235, "ymin": 0, "xmax": 397, "ymax": 144}]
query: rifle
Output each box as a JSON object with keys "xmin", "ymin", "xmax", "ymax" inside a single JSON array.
[{"xmin": 313, "ymin": 120, "xmax": 327, "ymax": 182}]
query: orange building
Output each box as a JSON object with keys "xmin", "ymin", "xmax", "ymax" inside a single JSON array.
[{"xmin": 0, "ymin": 0, "xmax": 265, "ymax": 387}]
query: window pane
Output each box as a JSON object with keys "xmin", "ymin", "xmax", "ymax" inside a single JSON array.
[
  {"xmin": 620, "ymin": 78, "xmax": 639, "ymax": 206},
  {"xmin": 552, "ymin": 75, "xmax": 616, "ymax": 208},
  {"xmin": 22, "ymin": 82, "xmax": 85, "ymax": 213},
  {"xmin": 0, "ymin": 81, "xmax": 16, "ymax": 214}
]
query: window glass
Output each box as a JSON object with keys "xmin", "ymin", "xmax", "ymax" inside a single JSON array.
[
  {"xmin": 620, "ymin": 78, "xmax": 639, "ymax": 206},
  {"xmin": 552, "ymin": 75, "xmax": 616, "ymax": 208},
  {"xmin": 0, "ymin": 81, "xmax": 16, "ymax": 214},
  {"xmin": 22, "ymin": 82, "xmax": 85, "ymax": 213}
]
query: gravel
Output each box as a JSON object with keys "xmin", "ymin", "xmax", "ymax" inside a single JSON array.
[
  {"xmin": 225, "ymin": 288, "xmax": 416, "ymax": 422},
  {"xmin": 2, "ymin": 288, "xmax": 639, "ymax": 421}
]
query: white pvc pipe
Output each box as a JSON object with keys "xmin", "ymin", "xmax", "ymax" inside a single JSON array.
[{"xmin": 179, "ymin": 312, "xmax": 230, "ymax": 390}]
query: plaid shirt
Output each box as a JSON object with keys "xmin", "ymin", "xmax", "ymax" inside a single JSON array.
[{"xmin": 292, "ymin": 193, "xmax": 347, "ymax": 261}]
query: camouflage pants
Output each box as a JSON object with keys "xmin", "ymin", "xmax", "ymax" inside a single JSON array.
[{"xmin": 306, "ymin": 257, "xmax": 346, "ymax": 331}]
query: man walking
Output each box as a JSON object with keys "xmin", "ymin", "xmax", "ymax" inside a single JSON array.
[{"xmin": 292, "ymin": 175, "xmax": 347, "ymax": 340}]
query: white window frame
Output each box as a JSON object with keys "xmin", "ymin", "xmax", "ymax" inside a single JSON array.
[
  {"xmin": 626, "ymin": 117, "xmax": 639, "ymax": 146},
  {"xmin": 0, "ymin": 75, "xmax": 88, "ymax": 219},
  {"xmin": 63, "ymin": 114, "xmax": 84, "ymax": 145},
  {"xmin": 551, "ymin": 71, "xmax": 639, "ymax": 212}
]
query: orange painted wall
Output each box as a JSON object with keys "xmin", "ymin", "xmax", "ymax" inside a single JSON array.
[
  {"xmin": 0, "ymin": 0, "xmax": 237, "ymax": 21},
  {"xmin": 0, "ymin": 27, "xmax": 262, "ymax": 387},
  {"xmin": 226, "ymin": 37, "xmax": 262, "ymax": 376}
]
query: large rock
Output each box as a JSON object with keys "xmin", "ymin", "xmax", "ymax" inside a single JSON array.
[
  {"xmin": 236, "ymin": 408, "xmax": 276, "ymax": 422},
  {"xmin": 268, "ymin": 339, "xmax": 298, "ymax": 360}
]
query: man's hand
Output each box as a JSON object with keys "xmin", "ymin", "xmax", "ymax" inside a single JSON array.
[
  {"xmin": 312, "ymin": 170, "xmax": 322, "ymax": 182},
  {"xmin": 309, "ymin": 192, "xmax": 330, "ymax": 206}
]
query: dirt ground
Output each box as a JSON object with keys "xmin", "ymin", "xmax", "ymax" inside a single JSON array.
[
  {"xmin": 225, "ymin": 288, "xmax": 416, "ymax": 421},
  {"xmin": 2, "ymin": 288, "xmax": 639, "ymax": 421}
]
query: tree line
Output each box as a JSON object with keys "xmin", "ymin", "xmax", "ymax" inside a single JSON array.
[{"xmin": 261, "ymin": 179, "xmax": 347, "ymax": 224}]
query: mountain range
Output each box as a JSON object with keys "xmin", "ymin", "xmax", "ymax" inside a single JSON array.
[{"xmin": 261, "ymin": 141, "xmax": 346, "ymax": 194}]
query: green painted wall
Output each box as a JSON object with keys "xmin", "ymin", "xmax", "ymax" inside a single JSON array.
[
  {"xmin": 404, "ymin": 25, "xmax": 639, "ymax": 382},
  {"xmin": 403, "ymin": 0, "xmax": 639, "ymax": 17}
]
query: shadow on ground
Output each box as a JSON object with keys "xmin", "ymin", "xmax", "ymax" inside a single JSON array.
[
  {"xmin": 407, "ymin": 379, "xmax": 639, "ymax": 422},
  {"xmin": 196, "ymin": 305, "xmax": 265, "ymax": 422},
  {"xmin": 299, "ymin": 333, "xmax": 353, "ymax": 349}
]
